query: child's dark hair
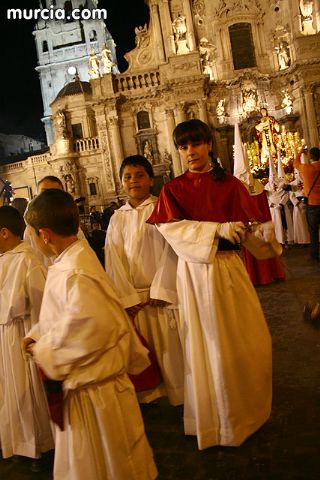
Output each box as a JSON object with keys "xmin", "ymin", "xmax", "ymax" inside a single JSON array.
[
  {"xmin": 25, "ymin": 189, "xmax": 79, "ymax": 236},
  {"xmin": 37, "ymin": 175, "xmax": 63, "ymax": 189},
  {"xmin": 0, "ymin": 205, "xmax": 24, "ymax": 237},
  {"xmin": 119, "ymin": 155, "xmax": 154, "ymax": 179},
  {"xmin": 310, "ymin": 147, "xmax": 320, "ymax": 161},
  {"xmin": 173, "ymin": 119, "xmax": 226, "ymax": 181}
]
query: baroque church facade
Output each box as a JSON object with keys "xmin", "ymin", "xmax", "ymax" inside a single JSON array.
[{"xmin": 1, "ymin": 0, "xmax": 320, "ymax": 207}]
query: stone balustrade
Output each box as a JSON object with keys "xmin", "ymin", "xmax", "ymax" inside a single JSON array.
[
  {"xmin": 28, "ymin": 152, "xmax": 51, "ymax": 165},
  {"xmin": 114, "ymin": 71, "xmax": 161, "ymax": 92},
  {"xmin": 74, "ymin": 137, "xmax": 100, "ymax": 152}
]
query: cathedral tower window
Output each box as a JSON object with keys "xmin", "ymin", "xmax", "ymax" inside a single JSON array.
[
  {"xmin": 229, "ymin": 23, "xmax": 256, "ymax": 70},
  {"xmin": 42, "ymin": 40, "xmax": 48, "ymax": 53}
]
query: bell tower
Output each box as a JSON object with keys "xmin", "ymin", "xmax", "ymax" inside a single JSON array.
[{"xmin": 33, "ymin": 0, "xmax": 118, "ymax": 144}]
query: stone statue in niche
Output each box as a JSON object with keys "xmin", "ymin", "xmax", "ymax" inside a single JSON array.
[
  {"xmin": 281, "ymin": 90, "xmax": 293, "ymax": 115},
  {"xmin": 242, "ymin": 88, "xmax": 258, "ymax": 114},
  {"xmin": 172, "ymin": 13, "xmax": 189, "ymax": 55},
  {"xmin": 199, "ymin": 38, "xmax": 216, "ymax": 80},
  {"xmin": 299, "ymin": 0, "xmax": 316, "ymax": 35},
  {"xmin": 275, "ymin": 42, "xmax": 291, "ymax": 70},
  {"xmin": 88, "ymin": 51, "xmax": 100, "ymax": 79},
  {"xmin": 216, "ymin": 99, "xmax": 225, "ymax": 120},
  {"xmin": 143, "ymin": 140, "xmax": 154, "ymax": 163},
  {"xmin": 55, "ymin": 109, "xmax": 68, "ymax": 139}
]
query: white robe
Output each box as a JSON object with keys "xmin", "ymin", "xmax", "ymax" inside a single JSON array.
[
  {"xmin": 0, "ymin": 242, "xmax": 54, "ymax": 458},
  {"xmin": 105, "ymin": 196, "xmax": 184, "ymax": 405},
  {"xmin": 28, "ymin": 240, "xmax": 157, "ymax": 480},
  {"xmin": 289, "ymin": 181, "xmax": 310, "ymax": 244},
  {"xmin": 264, "ymin": 181, "xmax": 294, "ymax": 244},
  {"xmin": 156, "ymin": 221, "xmax": 272, "ymax": 450}
]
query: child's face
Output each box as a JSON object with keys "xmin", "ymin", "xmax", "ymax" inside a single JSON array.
[
  {"xmin": 178, "ymin": 141, "xmax": 212, "ymax": 173},
  {"xmin": 121, "ymin": 165, "xmax": 153, "ymax": 202}
]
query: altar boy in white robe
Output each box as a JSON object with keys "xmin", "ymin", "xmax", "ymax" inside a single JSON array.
[
  {"xmin": 0, "ymin": 206, "xmax": 54, "ymax": 460},
  {"xmin": 105, "ymin": 155, "xmax": 184, "ymax": 405},
  {"xmin": 23, "ymin": 190, "xmax": 157, "ymax": 480}
]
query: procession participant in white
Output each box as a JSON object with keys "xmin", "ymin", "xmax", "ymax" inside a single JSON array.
[
  {"xmin": 0, "ymin": 206, "xmax": 54, "ymax": 460},
  {"xmin": 289, "ymin": 169, "xmax": 310, "ymax": 244},
  {"xmin": 105, "ymin": 155, "xmax": 184, "ymax": 405},
  {"xmin": 23, "ymin": 190, "xmax": 157, "ymax": 480},
  {"xmin": 148, "ymin": 119, "xmax": 280, "ymax": 450}
]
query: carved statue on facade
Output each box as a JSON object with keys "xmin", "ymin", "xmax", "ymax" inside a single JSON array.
[
  {"xmin": 172, "ymin": 14, "xmax": 187, "ymax": 41},
  {"xmin": 275, "ymin": 42, "xmax": 291, "ymax": 70},
  {"xmin": 281, "ymin": 90, "xmax": 293, "ymax": 115},
  {"xmin": 134, "ymin": 24, "xmax": 149, "ymax": 49},
  {"xmin": 216, "ymin": 99, "xmax": 225, "ymax": 118},
  {"xmin": 242, "ymin": 88, "xmax": 258, "ymax": 114},
  {"xmin": 299, "ymin": 0, "xmax": 316, "ymax": 35},
  {"xmin": 199, "ymin": 38, "xmax": 216, "ymax": 80},
  {"xmin": 101, "ymin": 44, "xmax": 114, "ymax": 74},
  {"xmin": 64, "ymin": 173, "xmax": 75, "ymax": 194},
  {"xmin": 55, "ymin": 109, "xmax": 67, "ymax": 139},
  {"xmin": 172, "ymin": 13, "xmax": 189, "ymax": 55},
  {"xmin": 143, "ymin": 140, "xmax": 154, "ymax": 163},
  {"xmin": 255, "ymin": 108, "xmax": 280, "ymax": 163},
  {"xmin": 88, "ymin": 51, "xmax": 100, "ymax": 79}
]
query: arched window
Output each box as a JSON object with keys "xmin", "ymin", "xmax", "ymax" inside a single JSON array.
[
  {"xmin": 42, "ymin": 40, "xmax": 48, "ymax": 53},
  {"xmin": 229, "ymin": 23, "xmax": 256, "ymax": 70},
  {"xmin": 137, "ymin": 111, "xmax": 151, "ymax": 130},
  {"xmin": 89, "ymin": 182, "xmax": 97, "ymax": 196}
]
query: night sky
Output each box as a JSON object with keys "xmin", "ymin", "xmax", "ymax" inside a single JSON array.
[{"xmin": 0, "ymin": 0, "xmax": 149, "ymax": 140}]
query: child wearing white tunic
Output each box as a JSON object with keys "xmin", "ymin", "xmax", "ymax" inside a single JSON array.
[
  {"xmin": 23, "ymin": 190, "xmax": 157, "ymax": 480},
  {"xmin": 0, "ymin": 206, "xmax": 54, "ymax": 460},
  {"xmin": 105, "ymin": 155, "xmax": 184, "ymax": 405}
]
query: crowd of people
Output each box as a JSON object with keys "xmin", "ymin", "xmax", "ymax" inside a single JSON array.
[{"xmin": 0, "ymin": 118, "xmax": 318, "ymax": 479}]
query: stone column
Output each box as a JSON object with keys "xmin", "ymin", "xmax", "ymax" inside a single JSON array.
[
  {"xmin": 314, "ymin": 0, "xmax": 320, "ymax": 32},
  {"xmin": 197, "ymin": 100, "xmax": 209, "ymax": 123},
  {"xmin": 108, "ymin": 115, "xmax": 124, "ymax": 179},
  {"xmin": 150, "ymin": 1, "xmax": 165, "ymax": 62},
  {"xmin": 298, "ymin": 87, "xmax": 310, "ymax": 146},
  {"xmin": 165, "ymin": 109, "xmax": 182, "ymax": 177},
  {"xmin": 304, "ymin": 86, "xmax": 319, "ymax": 147},
  {"xmin": 175, "ymin": 102, "xmax": 187, "ymax": 124},
  {"xmin": 183, "ymin": 0, "xmax": 196, "ymax": 52},
  {"xmin": 161, "ymin": 0, "xmax": 175, "ymax": 56},
  {"xmin": 95, "ymin": 109, "xmax": 116, "ymax": 197}
]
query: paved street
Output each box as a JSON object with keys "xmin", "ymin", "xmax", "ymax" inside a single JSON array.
[{"xmin": 1, "ymin": 245, "xmax": 320, "ymax": 479}]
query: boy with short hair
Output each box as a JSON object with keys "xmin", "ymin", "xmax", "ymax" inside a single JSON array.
[
  {"xmin": 23, "ymin": 189, "xmax": 157, "ymax": 480},
  {"xmin": 0, "ymin": 205, "xmax": 54, "ymax": 460},
  {"xmin": 105, "ymin": 155, "xmax": 184, "ymax": 405}
]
